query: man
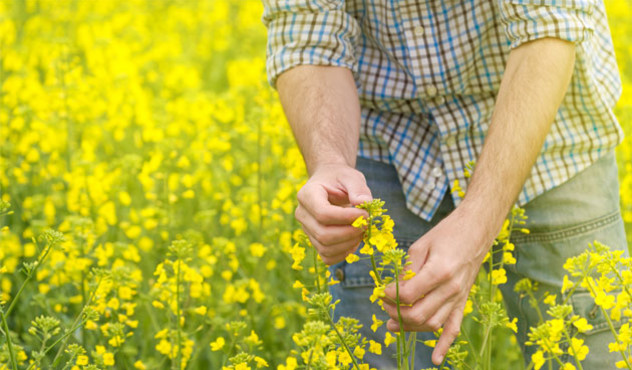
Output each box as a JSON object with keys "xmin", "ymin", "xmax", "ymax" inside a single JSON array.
[{"xmin": 262, "ymin": 0, "xmax": 627, "ymax": 368}]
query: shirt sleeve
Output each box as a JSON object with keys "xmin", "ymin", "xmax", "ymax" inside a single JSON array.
[
  {"xmin": 498, "ymin": 0, "xmax": 596, "ymax": 49},
  {"xmin": 261, "ymin": 0, "xmax": 360, "ymax": 89}
]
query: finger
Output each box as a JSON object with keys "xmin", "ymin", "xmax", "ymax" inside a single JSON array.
[
  {"xmin": 320, "ymin": 244, "xmax": 361, "ymax": 266},
  {"xmin": 392, "ymin": 254, "xmax": 457, "ymax": 306},
  {"xmin": 308, "ymin": 235, "xmax": 362, "ymax": 265},
  {"xmin": 383, "ymin": 289, "xmax": 456, "ymax": 331},
  {"xmin": 298, "ymin": 184, "xmax": 367, "ymax": 225},
  {"xmin": 384, "ymin": 244, "xmax": 433, "ymax": 304},
  {"xmin": 296, "ymin": 206, "xmax": 364, "ymax": 246},
  {"xmin": 432, "ymin": 306, "xmax": 465, "ymax": 366},
  {"xmin": 332, "ymin": 169, "xmax": 373, "ymax": 206}
]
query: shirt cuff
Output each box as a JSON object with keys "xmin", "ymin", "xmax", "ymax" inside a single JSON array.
[
  {"xmin": 499, "ymin": 0, "xmax": 595, "ymax": 49},
  {"xmin": 263, "ymin": 3, "xmax": 360, "ymax": 89}
]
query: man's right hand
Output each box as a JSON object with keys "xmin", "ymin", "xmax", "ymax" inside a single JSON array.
[{"xmin": 295, "ymin": 163, "xmax": 373, "ymax": 265}]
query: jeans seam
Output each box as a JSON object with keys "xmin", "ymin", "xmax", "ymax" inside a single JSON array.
[{"xmin": 510, "ymin": 210, "xmax": 621, "ymax": 244}]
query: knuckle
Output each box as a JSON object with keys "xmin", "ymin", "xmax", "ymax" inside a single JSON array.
[
  {"xmin": 427, "ymin": 320, "xmax": 442, "ymax": 332},
  {"xmin": 311, "ymin": 229, "xmax": 325, "ymax": 244},
  {"xmin": 445, "ymin": 326, "xmax": 460, "ymax": 338},
  {"xmin": 353, "ymin": 169, "xmax": 366, "ymax": 181},
  {"xmin": 398, "ymin": 288, "xmax": 416, "ymax": 305},
  {"xmin": 319, "ymin": 233, "xmax": 336, "ymax": 246},
  {"xmin": 312, "ymin": 208, "xmax": 327, "ymax": 224},
  {"xmin": 447, "ymin": 280, "xmax": 461, "ymax": 294},
  {"xmin": 409, "ymin": 314, "xmax": 425, "ymax": 326},
  {"xmin": 436, "ymin": 267, "xmax": 453, "ymax": 281},
  {"xmin": 296, "ymin": 187, "xmax": 307, "ymax": 203}
]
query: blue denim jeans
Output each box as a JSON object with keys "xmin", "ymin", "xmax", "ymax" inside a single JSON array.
[{"xmin": 328, "ymin": 150, "xmax": 628, "ymax": 369}]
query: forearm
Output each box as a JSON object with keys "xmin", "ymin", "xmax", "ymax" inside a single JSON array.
[
  {"xmin": 276, "ymin": 65, "xmax": 361, "ymax": 175},
  {"xmin": 459, "ymin": 37, "xmax": 576, "ymax": 242}
]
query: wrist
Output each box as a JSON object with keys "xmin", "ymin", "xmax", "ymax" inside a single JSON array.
[
  {"xmin": 452, "ymin": 199, "xmax": 507, "ymax": 252},
  {"xmin": 308, "ymin": 157, "xmax": 356, "ymax": 176}
]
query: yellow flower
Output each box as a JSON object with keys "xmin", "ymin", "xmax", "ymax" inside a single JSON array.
[
  {"xmin": 103, "ymin": 352, "xmax": 115, "ymax": 366},
  {"xmin": 368, "ymin": 340, "xmax": 382, "ymax": 355},
  {"xmin": 371, "ymin": 314, "xmax": 384, "ymax": 332},
  {"xmin": 402, "ymin": 269, "xmax": 416, "ymax": 281},
  {"xmin": 562, "ymin": 275, "xmax": 574, "ymax": 294},
  {"xmin": 156, "ymin": 339, "xmax": 172, "ymax": 355},
  {"xmin": 352, "ymin": 216, "xmax": 367, "ymax": 228},
  {"xmin": 572, "ymin": 317, "xmax": 593, "ymax": 333},
  {"xmin": 384, "ymin": 332, "xmax": 397, "ymax": 347},
  {"xmin": 338, "ymin": 350, "xmax": 351, "ymax": 366},
  {"xmin": 245, "ymin": 330, "xmax": 263, "ymax": 346},
  {"xmin": 353, "ymin": 345, "xmax": 366, "ymax": 360},
  {"xmin": 491, "ymin": 268, "xmax": 507, "ymax": 285},
  {"xmin": 568, "ymin": 337, "xmax": 589, "ymax": 361},
  {"xmin": 325, "ymin": 351, "xmax": 337, "ymax": 367},
  {"xmin": 210, "ymin": 337, "xmax": 225, "ymax": 351},
  {"xmin": 532, "ymin": 350, "xmax": 545, "ymax": 370},
  {"xmin": 595, "ymin": 291, "xmax": 616, "ymax": 310},
  {"xmin": 193, "ymin": 305, "xmax": 207, "ymax": 315},
  {"xmin": 543, "ymin": 294, "xmax": 556, "ymax": 306},
  {"xmin": 254, "ymin": 356, "xmax": 268, "ymax": 368},
  {"xmin": 345, "ymin": 253, "xmax": 360, "ymax": 263},
  {"xmin": 506, "ymin": 317, "xmax": 518, "ymax": 333},
  {"xmin": 134, "ymin": 360, "xmax": 146, "ymax": 369},
  {"xmin": 76, "ymin": 355, "xmax": 89, "ymax": 365}
]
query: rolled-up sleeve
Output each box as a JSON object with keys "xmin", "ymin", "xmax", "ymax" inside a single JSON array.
[
  {"xmin": 262, "ymin": 0, "xmax": 360, "ymax": 89},
  {"xmin": 498, "ymin": 0, "xmax": 596, "ymax": 49}
]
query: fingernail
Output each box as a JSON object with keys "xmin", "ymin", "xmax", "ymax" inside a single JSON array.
[{"xmin": 437, "ymin": 355, "xmax": 444, "ymax": 364}]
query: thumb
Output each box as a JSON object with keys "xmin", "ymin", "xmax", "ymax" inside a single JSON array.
[{"xmin": 339, "ymin": 171, "xmax": 373, "ymax": 206}]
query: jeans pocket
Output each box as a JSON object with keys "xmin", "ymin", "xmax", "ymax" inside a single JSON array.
[
  {"xmin": 510, "ymin": 210, "xmax": 627, "ymax": 289},
  {"xmin": 569, "ymin": 291, "xmax": 614, "ymax": 335}
]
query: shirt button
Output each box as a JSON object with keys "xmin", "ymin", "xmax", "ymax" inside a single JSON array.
[
  {"xmin": 335, "ymin": 268, "xmax": 345, "ymax": 282},
  {"xmin": 432, "ymin": 166, "xmax": 443, "ymax": 177},
  {"xmin": 435, "ymin": 96, "xmax": 445, "ymax": 105},
  {"xmin": 414, "ymin": 26, "xmax": 425, "ymax": 36},
  {"xmin": 426, "ymin": 86, "xmax": 438, "ymax": 97}
]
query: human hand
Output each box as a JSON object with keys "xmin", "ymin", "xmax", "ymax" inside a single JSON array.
[
  {"xmin": 382, "ymin": 207, "xmax": 495, "ymax": 365},
  {"xmin": 295, "ymin": 163, "xmax": 373, "ymax": 265}
]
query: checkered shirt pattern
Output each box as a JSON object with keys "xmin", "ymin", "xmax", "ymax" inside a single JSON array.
[{"xmin": 262, "ymin": 0, "xmax": 623, "ymax": 222}]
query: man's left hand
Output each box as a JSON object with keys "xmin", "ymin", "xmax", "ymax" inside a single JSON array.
[{"xmin": 382, "ymin": 206, "xmax": 494, "ymax": 365}]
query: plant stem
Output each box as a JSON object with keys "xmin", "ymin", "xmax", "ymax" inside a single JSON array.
[
  {"xmin": 0, "ymin": 308, "xmax": 17, "ymax": 370},
  {"xmin": 585, "ymin": 280, "xmax": 632, "ymax": 369},
  {"xmin": 176, "ymin": 259, "xmax": 183, "ymax": 370},
  {"xmin": 325, "ymin": 310, "xmax": 360, "ymax": 370},
  {"xmin": 394, "ymin": 264, "xmax": 408, "ymax": 370},
  {"xmin": 6, "ymin": 239, "xmax": 54, "ymax": 317},
  {"xmin": 562, "ymin": 329, "xmax": 584, "ymax": 370}
]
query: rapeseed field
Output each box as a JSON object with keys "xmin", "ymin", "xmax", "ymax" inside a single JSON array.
[{"xmin": 0, "ymin": 0, "xmax": 631, "ymax": 369}]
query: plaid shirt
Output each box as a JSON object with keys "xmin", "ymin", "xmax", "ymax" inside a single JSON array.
[{"xmin": 262, "ymin": 0, "xmax": 622, "ymax": 222}]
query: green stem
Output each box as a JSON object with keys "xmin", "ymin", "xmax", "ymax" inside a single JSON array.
[
  {"xmin": 584, "ymin": 280, "xmax": 632, "ymax": 369},
  {"xmin": 6, "ymin": 238, "xmax": 55, "ymax": 317},
  {"xmin": 0, "ymin": 308, "xmax": 17, "ymax": 370},
  {"xmin": 394, "ymin": 264, "xmax": 408, "ymax": 370},
  {"xmin": 50, "ymin": 275, "xmax": 103, "ymax": 368},
  {"xmin": 326, "ymin": 310, "xmax": 360, "ymax": 370},
  {"xmin": 176, "ymin": 259, "xmax": 183, "ymax": 370},
  {"xmin": 28, "ymin": 318, "xmax": 89, "ymax": 370},
  {"xmin": 562, "ymin": 329, "xmax": 584, "ymax": 370},
  {"xmin": 313, "ymin": 248, "xmax": 321, "ymax": 294}
]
